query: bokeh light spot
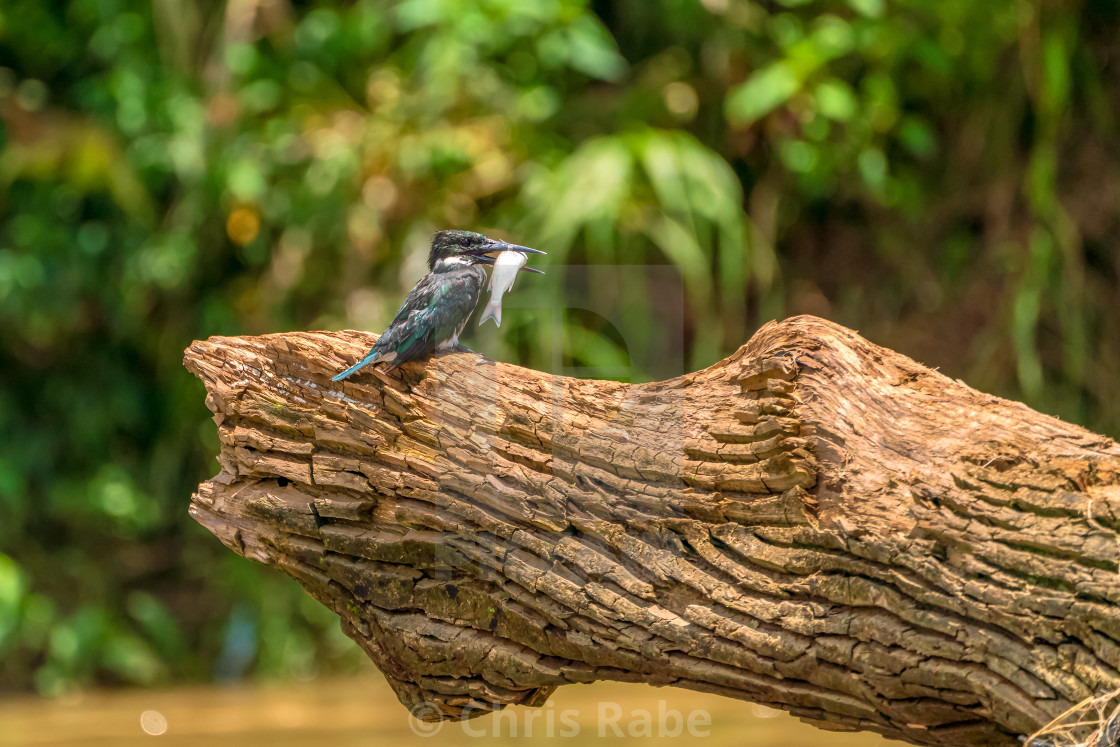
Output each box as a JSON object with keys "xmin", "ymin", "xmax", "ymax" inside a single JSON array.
[
  {"xmin": 227, "ymin": 207, "xmax": 261, "ymax": 246},
  {"xmin": 662, "ymin": 82, "xmax": 699, "ymax": 118}
]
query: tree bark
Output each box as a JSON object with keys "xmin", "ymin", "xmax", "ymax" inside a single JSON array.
[{"xmin": 184, "ymin": 315, "xmax": 1120, "ymax": 747}]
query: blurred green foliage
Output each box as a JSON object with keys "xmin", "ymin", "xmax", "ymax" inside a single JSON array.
[{"xmin": 1, "ymin": 0, "xmax": 1118, "ymax": 692}]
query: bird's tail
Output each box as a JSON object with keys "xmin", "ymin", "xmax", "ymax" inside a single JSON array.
[
  {"xmin": 478, "ymin": 300, "xmax": 502, "ymax": 328},
  {"xmin": 332, "ymin": 350, "xmax": 388, "ymax": 381}
]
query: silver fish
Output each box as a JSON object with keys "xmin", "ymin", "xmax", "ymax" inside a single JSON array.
[{"xmin": 478, "ymin": 250, "xmax": 527, "ymax": 327}]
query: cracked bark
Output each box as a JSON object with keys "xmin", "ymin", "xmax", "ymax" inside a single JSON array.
[{"xmin": 184, "ymin": 315, "xmax": 1120, "ymax": 747}]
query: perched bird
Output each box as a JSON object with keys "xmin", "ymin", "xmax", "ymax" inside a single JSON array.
[{"xmin": 332, "ymin": 230, "xmax": 544, "ymax": 381}]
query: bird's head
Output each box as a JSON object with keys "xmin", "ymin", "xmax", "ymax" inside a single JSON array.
[{"xmin": 428, "ymin": 230, "xmax": 545, "ymax": 273}]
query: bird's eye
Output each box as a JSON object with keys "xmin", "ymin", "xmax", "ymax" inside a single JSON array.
[{"xmin": 459, "ymin": 237, "xmax": 470, "ymax": 248}]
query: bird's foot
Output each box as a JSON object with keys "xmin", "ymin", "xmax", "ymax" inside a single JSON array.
[{"xmin": 452, "ymin": 343, "xmax": 478, "ymax": 354}]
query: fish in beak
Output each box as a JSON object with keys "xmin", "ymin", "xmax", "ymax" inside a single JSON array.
[{"xmin": 474, "ymin": 240, "xmax": 547, "ymax": 274}]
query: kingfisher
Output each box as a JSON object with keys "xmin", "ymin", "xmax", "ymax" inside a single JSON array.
[{"xmin": 332, "ymin": 230, "xmax": 545, "ymax": 381}]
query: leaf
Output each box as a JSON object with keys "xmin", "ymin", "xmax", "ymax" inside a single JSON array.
[
  {"xmin": 393, "ymin": 0, "xmax": 444, "ymax": 31},
  {"xmin": 847, "ymin": 0, "xmax": 884, "ymax": 19},
  {"xmin": 644, "ymin": 214, "xmax": 712, "ymax": 302},
  {"xmin": 673, "ymin": 133, "xmax": 744, "ymax": 227},
  {"xmin": 780, "ymin": 139, "xmax": 820, "ymax": 173},
  {"xmin": 638, "ymin": 132, "xmax": 694, "ymax": 223},
  {"xmin": 564, "ymin": 15, "xmax": 627, "ymax": 81},
  {"xmin": 127, "ymin": 592, "xmax": 187, "ymax": 660},
  {"xmin": 898, "ymin": 116, "xmax": 937, "ymax": 158},
  {"xmin": 0, "ymin": 553, "xmax": 25, "ymax": 653},
  {"xmin": 101, "ymin": 631, "xmax": 165, "ymax": 685},
  {"xmin": 725, "ymin": 62, "xmax": 800, "ymax": 126},
  {"xmin": 815, "ymin": 78, "xmax": 858, "ymax": 121},
  {"xmin": 857, "ymin": 147, "xmax": 888, "ymax": 191},
  {"xmin": 536, "ymin": 136, "xmax": 634, "ymax": 251},
  {"xmin": 809, "ymin": 15, "xmax": 855, "ymax": 61},
  {"xmin": 564, "ymin": 324, "xmax": 631, "ymax": 370},
  {"xmin": 1041, "ymin": 31, "xmax": 1070, "ymax": 117}
]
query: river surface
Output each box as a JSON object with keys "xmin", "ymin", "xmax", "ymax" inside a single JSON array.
[{"xmin": 0, "ymin": 674, "xmax": 901, "ymax": 746}]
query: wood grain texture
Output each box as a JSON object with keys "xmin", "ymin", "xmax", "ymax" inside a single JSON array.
[{"xmin": 184, "ymin": 315, "xmax": 1120, "ymax": 747}]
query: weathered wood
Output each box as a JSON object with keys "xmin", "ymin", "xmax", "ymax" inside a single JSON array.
[{"xmin": 184, "ymin": 315, "xmax": 1120, "ymax": 747}]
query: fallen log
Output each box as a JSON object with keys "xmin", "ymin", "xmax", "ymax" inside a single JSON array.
[{"xmin": 184, "ymin": 315, "xmax": 1120, "ymax": 747}]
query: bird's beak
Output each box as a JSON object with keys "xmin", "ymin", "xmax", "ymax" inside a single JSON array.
[
  {"xmin": 481, "ymin": 241, "xmax": 546, "ymax": 258},
  {"xmin": 474, "ymin": 241, "xmax": 547, "ymax": 273}
]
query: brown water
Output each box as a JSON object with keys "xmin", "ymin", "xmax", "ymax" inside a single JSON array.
[{"xmin": 0, "ymin": 674, "xmax": 902, "ymax": 747}]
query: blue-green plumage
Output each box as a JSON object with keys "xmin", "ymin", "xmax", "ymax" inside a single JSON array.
[{"xmin": 333, "ymin": 230, "xmax": 544, "ymax": 381}]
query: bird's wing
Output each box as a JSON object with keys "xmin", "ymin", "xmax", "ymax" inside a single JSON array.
[{"xmin": 380, "ymin": 270, "xmax": 482, "ymax": 363}]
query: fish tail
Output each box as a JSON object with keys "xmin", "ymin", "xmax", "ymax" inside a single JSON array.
[{"xmin": 478, "ymin": 302, "xmax": 502, "ymax": 327}]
